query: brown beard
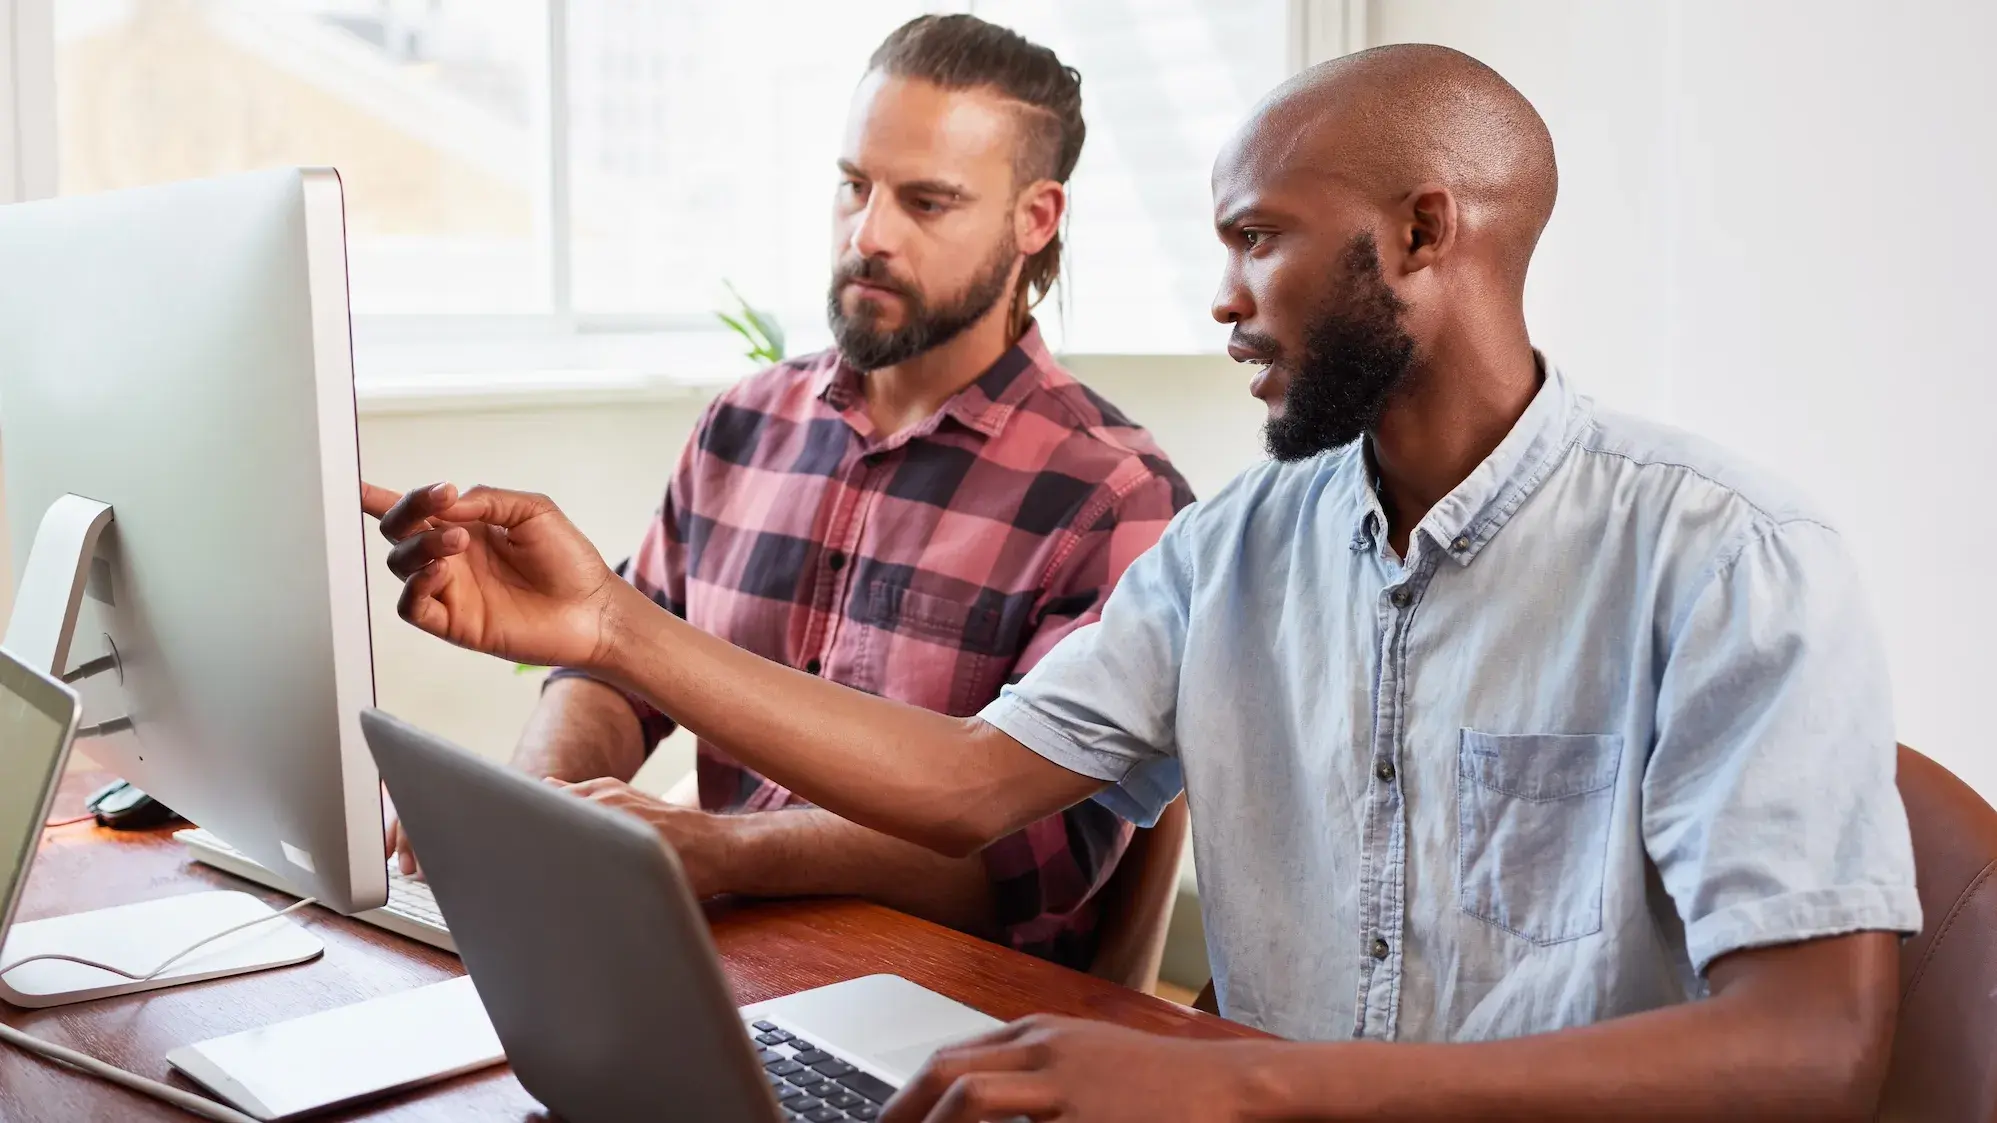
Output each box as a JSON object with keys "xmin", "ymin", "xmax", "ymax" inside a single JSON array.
[{"xmin": 827, "ymin": 232, "xmax": 1019, "ymax": 372}]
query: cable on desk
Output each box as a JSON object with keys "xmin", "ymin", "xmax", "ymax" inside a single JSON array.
[
  {"xmin": 0, "ymin": 1021, "xmax": 259, "ymax": 1123},
  {"xmin": 41, "ymin": 813, "xmax": 96, "ymax": 828},
  {"xmin": 0, "ymin": 898, "xmax": 316, "ymax": 983},
  {"xmin": 0, "ymin": 899, "xmax": 319, "ymax": 1121}
]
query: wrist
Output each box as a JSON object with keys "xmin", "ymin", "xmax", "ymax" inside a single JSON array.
[
  {"xmin": 587, "ymin": 579, "xmax": 659, "ymax": 679},
  {"xmin": 1232, "ymin": 1042, "xmax": 1292, "ymax": 1120},
  {"xmin": 702, "ymin": 810, "xmax": 794, "ymax": 900},
  {"xmin": 647, "ymin": 805, "xmax": 754, "ymax": 900},
  {"xmin": 1231, "ymin": 1041, "xmax": 1367, "ymax": 1122},
  {"xmin": 682, "ymin": 809, "xmax": 749, "ymax": 899}
]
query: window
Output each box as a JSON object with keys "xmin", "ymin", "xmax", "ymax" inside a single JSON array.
[
  {"xmin": 56, "ymin": 0, "xmax": 552, "ymax": 316},
  {"xmin": 568, "ymin": 0, "xmax": 1290, "ymax": 357},
  {"xmin": 965, "ymin": 0, "xmax": 1289, "ymax": 354},
  {"xmin": 566, "ymin": 0, "xmax": 932, "ymax": 343},
  {"xmin": 46, "ymin": 0, "xmax": 1306, "ymax": 386}
]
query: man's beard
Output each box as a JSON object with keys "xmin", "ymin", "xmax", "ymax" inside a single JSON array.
[
  {"xmin": 827, "ymin": 234, "xmax": 1017, "ymax": 372},
  {"xmin": 1262, "ymin": 233, "xmax": 1420, "ymax": 462}
]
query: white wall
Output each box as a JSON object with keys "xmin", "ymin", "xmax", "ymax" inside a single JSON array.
[
  {"xmin": 358, "ymin": 354, "xmax": 1266, "ymax": 789},
  {"xmin": 359, "ymin": 393, "xmax": 708, "ymax": 788},
  {"xmin": 1371, "ymin": 0, "xmax": 1997, "ymax": 796}
]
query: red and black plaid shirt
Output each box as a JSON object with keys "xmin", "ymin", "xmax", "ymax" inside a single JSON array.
[{"xmin": 557, "ymin": 323, "xmax": 1192, "ymax": 967}]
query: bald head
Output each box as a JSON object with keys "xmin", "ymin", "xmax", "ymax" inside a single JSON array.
[
  {"xmin": 1239, "ymin": 43, "xmax": 1556, "ymax": 282},
  {"xmin": 1210, "ymin": 44, "xmax": 1557, "ymax": 458}
]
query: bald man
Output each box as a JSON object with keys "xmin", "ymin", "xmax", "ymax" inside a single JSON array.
[{"xmin": 364, "ymin": 44, "xmax": 1917, "ymax": 1122}]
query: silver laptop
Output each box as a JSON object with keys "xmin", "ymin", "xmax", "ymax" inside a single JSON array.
[
  {"xmin": 0, "ymin": 650, "xmax": 83, "ymax": 953},
  {"xmin": 358, "ymin": 708, "xmax": 1001, "ymax": 1123}
]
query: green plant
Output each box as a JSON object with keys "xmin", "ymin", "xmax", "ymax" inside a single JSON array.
[{"xmin": 717, "ymin": 280, "xmax": 786, "ymax": 365}]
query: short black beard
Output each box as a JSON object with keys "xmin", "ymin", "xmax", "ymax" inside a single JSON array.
[
  {"xmin": 827, "ymin": 235, "xmax": 1017, "ymax": 372},
  {"xmin": 1264, "ymin": 234, "xmax": 1419, "ymax": 462}
]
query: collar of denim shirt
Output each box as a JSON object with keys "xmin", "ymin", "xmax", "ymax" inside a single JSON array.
[{"xmin": 1346, "ymin": 353, "xmax": 1589, "ymax": 566}]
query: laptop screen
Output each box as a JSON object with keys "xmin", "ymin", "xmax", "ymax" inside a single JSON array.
[{"xmin": 0, "ymin": 654, "xmax": 79, "ymax": 939}]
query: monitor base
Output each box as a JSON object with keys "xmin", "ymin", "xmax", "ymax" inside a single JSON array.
[{"xmin": 0, "ymin": 890, "xmax": 322, "ymax": 1009}]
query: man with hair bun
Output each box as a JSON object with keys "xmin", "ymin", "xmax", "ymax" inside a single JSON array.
[{"xmin": 379, "ymin": 14, "xmax": 1193, "ymax": 972}]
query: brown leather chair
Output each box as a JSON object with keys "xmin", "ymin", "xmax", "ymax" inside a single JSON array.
[
  {"xmin": 1880, "ymin": 744, "xmax": 1997, "ymax": 1122},
  {"xmin": 1088, "ymin": 795, "xmax": 1189, "ymax": 993}
]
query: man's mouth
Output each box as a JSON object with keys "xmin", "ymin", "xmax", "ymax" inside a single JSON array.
[
  {"xmin": 845, "ymin": 279, "xmax": 905, "ymax": 302},
  {"xmin": 1228, "ymin": 344, "xmax": 1281, "ymax": 400},
  {"xmin": 1247, "ymin": 362, "xmax": 1281, "ymax": 402}
]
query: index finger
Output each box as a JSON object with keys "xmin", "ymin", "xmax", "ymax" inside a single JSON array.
[{"xmin": 360, "ymin": 482, "xmax": 403, "ymax": 520}]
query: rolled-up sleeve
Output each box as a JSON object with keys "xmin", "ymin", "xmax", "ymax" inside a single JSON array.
[
  {"xmin": 979, "ymin": 505, "xmax": 1197, "ymax": 828},
  {"xmin": 1643, "ymin": 519, "xmax": 1921, "ymax": 974}
]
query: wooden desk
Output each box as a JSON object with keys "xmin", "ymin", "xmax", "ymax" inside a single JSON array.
[{"xmin": 3, "ymin": 770, "xmax": 1260, "ymax": 1121}]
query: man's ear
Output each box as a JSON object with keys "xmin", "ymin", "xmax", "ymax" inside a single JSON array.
[
  {"xmin": 1397, "ymin": 183, "xmax": 1458, "ymax": 274},
  {"xmin": 1016, "ymin": 179, "xmax": 1065, "ymax": 257}
]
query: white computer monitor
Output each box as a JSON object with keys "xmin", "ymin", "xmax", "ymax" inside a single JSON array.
[{"xmin": 0, "ymin": 168, "xmax": 385, "ymax": 920}]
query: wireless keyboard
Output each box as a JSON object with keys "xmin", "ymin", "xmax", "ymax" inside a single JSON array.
[{"xmin": 175, "ymin": 827, "xmax": 455, "ymax": 952}]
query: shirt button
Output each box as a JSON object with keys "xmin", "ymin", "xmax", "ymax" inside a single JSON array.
[
  {"xmin": 1390, "ymin": 588, "xmax": 1411, "ymax": 608},
  {"xmin": 1375, "ymin": 760, "xmax": 1396, "ymax": 783},
  {"xmin": 1452, "ymin": 534, "xmax": 1471, "ymax": 552},
  {"xmin": 828, "ymin": 552, "xmax": 847, "ymax": 572},
  {"xmin": 1370, "ymin": 937, "xmax": 1390, "ymax": 960},
  {"xmin": 804, "ymin": 658, "xmax": 822, "ymax": 675}
]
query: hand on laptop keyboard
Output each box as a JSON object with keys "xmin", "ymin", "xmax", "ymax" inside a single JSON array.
[
  {"xmin": 871, "ymin": 1015, "xmax": 1226, "ymax": 1123},
  {"xmin": 382, "ymin": 790, "xmax": 423, "ymax": 878}
]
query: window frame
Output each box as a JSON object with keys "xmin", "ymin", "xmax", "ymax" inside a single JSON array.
[{"xmin": 2, "ymin": 0, "xmax": 55, "ymax": 206}]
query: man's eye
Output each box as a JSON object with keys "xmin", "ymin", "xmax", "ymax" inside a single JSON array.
[
  {"xmin": 910, "ymin": 197, "xmax": 945, "ymax": 215},
  {"xmin": 1242, "ymin": 230, "xmax": 1268, "ymax": 248},
  {"xmin": 840, "ymin": 180, "xmax": 866, "ymax": 200}
]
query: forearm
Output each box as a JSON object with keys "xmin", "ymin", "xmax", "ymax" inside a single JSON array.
[
  {"xmin": 511, "ymin": 676, "xmax": 649, "ymax": 783},
  {"xmin": 1234, "ymin": 947, "xmax": 1893, "ymax": 1122},
  {"xmin": 589, "ymin": 583, "xmax": 1098, "ymax": 855},
  {"xmin": 716, "ymin": 809, "xmax": 999, "ymax": 938}
]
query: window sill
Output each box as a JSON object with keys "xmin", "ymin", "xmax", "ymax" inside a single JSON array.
[
  {"xmin": 350, "ymin": 322, "xmax": 760, "ymax": 415},
  {"xmin": 353, "ymin": 367, "xmax": 741, "ymax": 416}
]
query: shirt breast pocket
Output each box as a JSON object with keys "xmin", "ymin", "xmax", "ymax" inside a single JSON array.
[
  {"xmin": 1457, "ymin": 729, "xmax": 1623, "ymax": 946},
  {"xmin": 855, "ymin": 581, "xmax": 1005, "ymax": 716}
]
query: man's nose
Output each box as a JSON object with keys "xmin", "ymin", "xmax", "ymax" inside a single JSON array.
[
  {"xmin": 1212, "ymin": 270, "xmax": 1252, "ymax": 325},
  {"xmin": 848, "ymin": 194, "xmax": 906, "ymax": 261}
]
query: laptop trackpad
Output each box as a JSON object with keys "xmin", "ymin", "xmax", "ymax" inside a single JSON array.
[{"xmin": 741, "ymin": 974, "xmax": 1005, "ymax": 1083}]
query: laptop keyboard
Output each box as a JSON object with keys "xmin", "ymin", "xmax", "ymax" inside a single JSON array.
[{"xmin": 749, "ymin": 1018, "xmax": 898, "ymax": 1121}]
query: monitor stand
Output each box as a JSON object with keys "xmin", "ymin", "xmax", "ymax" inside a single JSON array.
[{"xmin": 0, "ymin": 494, "xmax": 323, "ymax": 1009}]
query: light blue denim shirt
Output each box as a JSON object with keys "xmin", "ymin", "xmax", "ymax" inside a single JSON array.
[{"xmin": 980, "ymin": 363, "xmax": 1920, "ymax": 1043}]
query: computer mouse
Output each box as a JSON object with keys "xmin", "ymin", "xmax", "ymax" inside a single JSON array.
[{"xmin": 83, "ymin": 779, "xmax": 186, "ymax": 831}]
